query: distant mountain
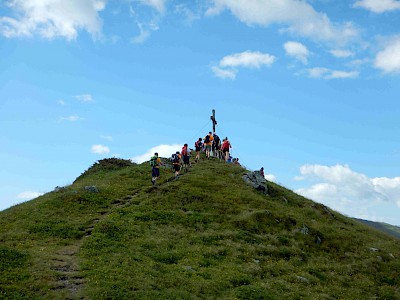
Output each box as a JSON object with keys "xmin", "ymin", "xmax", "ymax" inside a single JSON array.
[
  {"xmin": 354, "ymin": 218, "xmax": 400, "ymax": 239},
  {"xmin": 1, "ymin": 158, "xmax": 399, "ymax": 299}
]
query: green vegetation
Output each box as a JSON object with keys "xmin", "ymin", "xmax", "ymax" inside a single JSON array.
[{"xmin": 1, "ymin": 158, "xmax": 399, "ymax": 299}]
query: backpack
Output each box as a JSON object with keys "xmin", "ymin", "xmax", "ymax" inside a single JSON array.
[
  {"xmin": 195, "ymin": 141, "xmax": 202, "ymax": 148},
  {"xmin": 214, "ymin": 135, "xmax": 220, "ymax": 145},
  {"xmin": 150, "ymin": 156, "xmax": 158, "ymax": 167},
  {"xmin": 204, "ymin": 135, "xmax": 210, "ymax": 144},
  {"xmin": 171, "ymin": 153, "xmax": 179, "ymax": 163},
  {"xmin": 181, "ymin": 147, "xmax": 187, "ymax": 156}
]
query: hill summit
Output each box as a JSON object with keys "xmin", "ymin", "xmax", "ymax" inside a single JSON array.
[{"xmin": 1, "ymin": 158, "xmax": 399, "ymax": 299}]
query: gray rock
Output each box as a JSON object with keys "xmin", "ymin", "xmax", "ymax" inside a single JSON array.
[
  {"xmin": 369, "ymin": 247, "xmax": 379, "ymax": 252},
  {"xmin": 184, "ymin": 266, "xmax": 195, "ymax": 272},
  {"xmin": 84, "ymin": 186, "xmax": 99, "ymax": 193},
  {"xmin": 54, "ymin": 186, "xmax": 67, "ymax": 192},
  {"xmin": 242, "ymin": 171, "xmax": 268, "ymax": 195},
  {"xmin": 296, "ymin": 276, "xmax": 309, "ymax": 283},
  {"xmin": 300, "ymin": 225, "xmax": 310, "ymax": 235}
]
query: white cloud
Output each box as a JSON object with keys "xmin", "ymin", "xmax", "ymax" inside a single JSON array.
[
  {"xmin": 307, "ymin": 67, "xmax": 359, "ymax": 79},
  {"xmin": 212, "ymin": 66, "xmax": 237, "ymax": 80},
  {"xmin": 328, "ymin": 70, "xmax": 359, "ymax": 79},
  {"xmin": 374, "ymin": 38, "xmax": 400, "ymax": 74},
  {"xmin": 137, "ymin": 0, "xmax": 167, "ymax": 14},
  {"xmin": 295, "ymin": 164, "xmax": 400, "ymax": 221},
  {"xmin": 60, "ymin": 115, "xmax": 83, "ymax": 122},
  {"xmin": 174, "ymin": 4, "xmax": 200, "ymax": 24},
  {"xmin": 212, "ymin": 51, "xmax": 276, "ymax": 79},
  {"xmin": 265, "ymin": 174, "xmax": 276, "ymax": 182},
  {"xmin": 16, "ymin": 191, "xmax": 43, "ymax": 201},
  {"xmin": 330, "ymin": 49, "xmax": 355, "ymax": 58},
  {"xmin": 57, "ymin": 99, "xmax": 66, "ymax": 106},
  {"xmin": 74, "ymin": 94, "xmax": 94, "ymax": 103},
  {"xmin": 354, "ymin": 0, "xmax": 400, "ymax": 13},
  {"xmin": 220, "ymin": 51, "xmax": 276, "ymax": 69},
  {"xmin": 131, "ymin": 21, "xmax": 159, "ymax": 44},
  {"xmin": 206, "ymin": 0, "xmax": 358, "ymax": 44},
  {"xmin": 91, "ymin": 144, "xmax": 110, "ymax": 155},
  {"xmin": 284, "ymin": 41, "xmax": 310, "ymax": 64},
  {"xmin": 0, "ymin": 0, "xmax": 106, "ymax": 40},
  {"xmin": 131, "ymin": 144, "xmax": 182, "ymax": 163}
]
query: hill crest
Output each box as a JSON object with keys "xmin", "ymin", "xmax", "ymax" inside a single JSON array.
[{"xmin": 1, "ymin": 158, "xmax": 399, "ymax": 299}]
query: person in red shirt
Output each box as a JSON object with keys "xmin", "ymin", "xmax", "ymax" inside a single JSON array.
[
  {"xmin": 181, "ymin": 143, "xmax": 190, "ymax": 171},
  {"xmin": 221, "ymin": 137, "xmax": 232, "ymax": 162}
]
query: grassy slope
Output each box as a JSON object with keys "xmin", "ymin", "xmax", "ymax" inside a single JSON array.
[
  {"xmin": 1, "ymin": 158, "xmax": 399, "ymax": 299},
  {"xmin": 354, "ymin": 218, "xmax": 400, "ymax": 240}
]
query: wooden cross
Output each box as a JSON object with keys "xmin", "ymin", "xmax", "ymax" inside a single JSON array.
[{"xmin": 210, "ymin": 109, "xmax": 217, "ymax": 133}]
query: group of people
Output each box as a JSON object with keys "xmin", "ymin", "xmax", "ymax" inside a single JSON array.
[
  {"xmin": 195, "ymin": 132, "xmax": 233, "ymax": 162},
  {"xmin": 150, "ymin": 132, "xmax": 237, "ymax": 185}
]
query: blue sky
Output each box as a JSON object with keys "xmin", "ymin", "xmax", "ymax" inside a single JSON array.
[{"xmin": 1, "ymin": 0, "xmax": 400, "ymax": 226}]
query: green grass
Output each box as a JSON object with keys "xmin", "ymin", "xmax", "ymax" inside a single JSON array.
[{"xmin": 1, "ymin": 157, "xmax": 400, "ymax": 299}]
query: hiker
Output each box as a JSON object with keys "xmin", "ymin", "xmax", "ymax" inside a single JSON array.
[
  {"xmin": 221, "ymin": 137, "xmax": 232, "ymax": 162},
  {"xmin": 150, "ymin": 153, "xmax": 163, "ymax": 185},
  {"xmin": 181, "ymin": 143, "xmax": 190, "ymax": 171},
  {"xmin": 194, "ymin": 138, "xmax": 202, "ymax": 162},
  {"xmin": 204, "ymin": 132, "xmax": 214, "ymax": 159},
  {"xmin": 213, "ymin": 133, "xmax": 221, "ymax": 159},
  {"xmin": 171, "ymin": 151, "xmax": 181, "ymax": 179},
  {"xmin": 233, "ymin": 158, "xmax": 241, "ymax": 166},
  {"xmin": 260, "ymin": 167, "xmax": 265, "ymax": 177}
]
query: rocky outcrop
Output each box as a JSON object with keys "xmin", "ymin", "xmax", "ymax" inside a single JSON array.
[{"xmin": 242, "ymin": 171, "xmax": 268, "ymax": 195}]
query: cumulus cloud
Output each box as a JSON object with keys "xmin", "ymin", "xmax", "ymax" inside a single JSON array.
[
  {"xmin": 74, "ymin": 94, "xmax": 94, "ymax": 103},
  {"xmin": 212, "ymin": 51, "xmax": 276, "ymax": 79},
  {"xmin": 91, "ymin": 144, "xmax": 110, "ymax": 155},
  {"xmin": 284, "ymin": 41, "xmax": 310, "ymax": 64},
  {"xmin": 354, "ymin": 0, "xmax": 400, "ymax": 13},
  {"xmin": 265, "ymin": 174, "xmax": 276, "ymax": 182},
  {"xmin": 16, "ymin": 191, "xmax": 43, "ymax": 201},
  {"xmin": 0, "ymin": 0, "xmax": 106, "ymax": 40},
  {"xmin": 374, "ymin": 37, "xmax": 400, "ymax": 74},
  {"xmin": 206, "ymin": 0, "xmax": 358, "ymax": 44},
  {"xmin": 131, "ymin": 144, "xmax": 182, "ymax": 163},
  {"xmin": 330, "ymin": 49, "xmax": 355, "ymax": 58},
  {"xmin": 307, "ymin": 67, "xmax": 359, "ymax": 79},
  {"xmin": 295, "ymin": 164, "xmax": 400, "ymax": 220}
]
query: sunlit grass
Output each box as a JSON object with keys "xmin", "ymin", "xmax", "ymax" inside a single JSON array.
[{"xmin": 1, "ymin": 157, "xmax": 399, "ymax": 299}]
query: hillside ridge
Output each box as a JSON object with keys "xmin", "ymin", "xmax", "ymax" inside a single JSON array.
[{"xmin": 1, "ymin": 157, "xmax": 399, "ymax": 299}]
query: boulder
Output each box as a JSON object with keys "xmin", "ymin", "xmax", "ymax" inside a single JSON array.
[
  {"xmin": 84, "ymin": 186, "xmax": 99, "ymax": 193},
  {"xmin": 242, "ymin": 171, "xmax": 268, "ymax": 195}
]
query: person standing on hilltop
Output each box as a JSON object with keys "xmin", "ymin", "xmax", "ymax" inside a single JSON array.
[
  {"xmin": 181, "ymin": 143, "xmax": 190, "ymax": 171},
  {"xmin": 204, "ymin": 132, "xmax": 214, "ymax": 159},
  {"xmin": 194, "ymin": 138, "xmax": 202, "ymax": 162},
  {"xmin": 221, "ymin": 137, "xmax": 232, "ymax": 162},
  {"xmin": 150, "ymin": 153, "xmax": 163, "ymax": 185},
  {"xmin": 213, "ymin": 133, "xmax": 221, "ymax": 159}
]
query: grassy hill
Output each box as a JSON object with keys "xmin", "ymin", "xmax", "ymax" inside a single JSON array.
[
  {"xmin": 1, "ymin": 158, "xmax": 399, "ymax": 299},
  {"xmin": 354, "ymin": 218, "xmax": 400, "ymax": 240}
]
